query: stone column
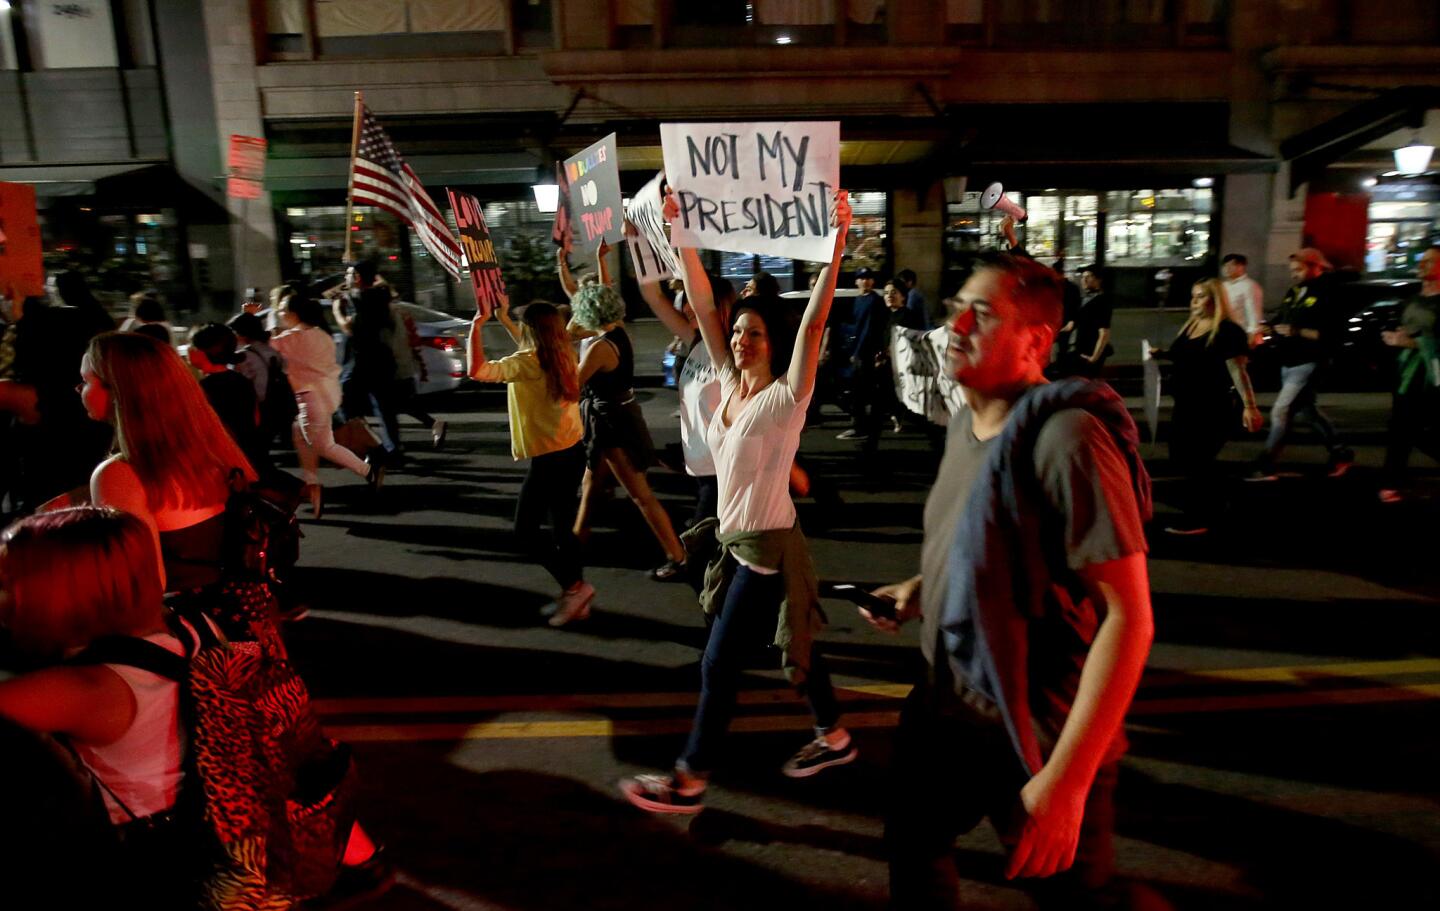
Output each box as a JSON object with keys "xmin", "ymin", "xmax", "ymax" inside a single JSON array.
[
  {"xmin": 201, "ymin": 0, "xmax": 281, "ymax": 302},
  {"xmin": 891, "ymin": 181, "xmax": 946, "ymax": 321}
]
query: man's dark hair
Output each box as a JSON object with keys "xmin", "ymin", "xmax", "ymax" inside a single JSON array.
[
  {"xmin": 1079, "ymin": 264, "xmax": 1105, "ymax": 284},
  {"xmin": 973, "ymin": 252, "xmax": 1065, "ymax": 330},
  {"xmin": 228, "ymin": 312, "xmax": 269, "ymax": 342},
  {"xmin": 133, "ymin": 294, "xmax": 166, "ymax": 324},
  {"xmin": 711, "ymin": 275, "xmax": 736, "ymax": 309},
  {"xmin": 286, "ymin": 296, "xmax": 327, "ymax": 328},
  {"xmin": 349, "ymin": 258, "xmax": 380, "ymax": 286},
  {"xmin": 188, "ymin": 323, "xmax": 239, "ymax": 364},
  {"xmin": 896, "ymin": 268, "xmax": 917, "ymax": 287},
  {"xmin": 132, "ymin": 323, "xmax": 172, "ymax": 345},
  {"xmin": 749, "ymin": 271, "xmax": 781, "ymax": 299},
  {"xmin": 1222, "ymin": 253, "xmax": 1248, "ymax": 267}
]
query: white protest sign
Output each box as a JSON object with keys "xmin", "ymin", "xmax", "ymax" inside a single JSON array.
[
  {"xmin": 660, "ymin": 121, "xmax": 840, "ymax": 263},
  {"xmin": 626, "ymin": 171, "xmax": 682, "ymax": 279},
  {"xmin": 891, "ymin": 325, "xmax": 965, "ymax": 426},
  {"xmin": 627, "ymin": 233, "xmax": 673, "ymax": 284},
  {"xmin": 1141, "ymin": 339, "xmax": 1161, "ymax": 443}
]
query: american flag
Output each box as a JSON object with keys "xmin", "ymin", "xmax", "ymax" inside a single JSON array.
[{"xmin": 350, "ymin": 105, "xmax": 463, "ymax": 278}]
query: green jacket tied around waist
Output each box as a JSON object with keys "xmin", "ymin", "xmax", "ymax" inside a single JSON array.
[{"xmin": 680, "ymin": 518, "xmax": 826, "ymax": 687}]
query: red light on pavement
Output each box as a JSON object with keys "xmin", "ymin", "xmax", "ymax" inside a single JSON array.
[{"xmin": 388, "ymin": 255, "xmax": 398, "ymax": 261}]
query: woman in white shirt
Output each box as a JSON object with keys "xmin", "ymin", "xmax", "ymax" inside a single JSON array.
[
  {"xmin": 270, "ymin": 295, "xmax": 381, "ymax": 518},
  {"xmin": 621, "ymin": 188, "xmax": 855, "ymax": 815}
]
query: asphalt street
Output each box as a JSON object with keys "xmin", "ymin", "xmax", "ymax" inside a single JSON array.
[{"xmin": 279, "ymin": 320, "xmax": 1439, "ymax": 910}]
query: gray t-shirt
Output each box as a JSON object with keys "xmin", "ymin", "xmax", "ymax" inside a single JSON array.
[{"xmin": 919, "ymin": 402, "xmax": 1147, "ymax": 756}]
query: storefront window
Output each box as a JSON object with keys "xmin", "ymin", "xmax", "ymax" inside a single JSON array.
[
  {"xmin": 39, "ymin": 203, "xmax": 184, "ymax": 313},
  {"xmin": 1366, "ymin": 199, "xmax": 1439, "ymax": 277},
  {"xmin": 943, "ymin": 186, "xmax": 1212, "ymax": 301},
  {"xmin": 1104, "ymin": 188, "xmax": 1212, "ymax": 266},
  {"xmin": 845, "ymin": 190, "xmax": 888, "ymax": 272}
]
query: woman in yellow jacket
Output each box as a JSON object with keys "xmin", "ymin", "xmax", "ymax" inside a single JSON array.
[{"xmin": 468, "ymin": 298, "xmax": 593, "ymax": 626}]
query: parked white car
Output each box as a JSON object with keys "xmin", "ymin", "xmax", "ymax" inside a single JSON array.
[{"xmin": 388, "ymin": 301, "xmax": 470, "ymax": 396}]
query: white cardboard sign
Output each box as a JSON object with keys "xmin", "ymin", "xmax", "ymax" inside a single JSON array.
[
  {"xmin": 627, "ymin": 172, "xmax": 681, "ymax": 281},
  {"xmin": 660, "ymin": 121, "xmax": 840, "ymax": 263}
]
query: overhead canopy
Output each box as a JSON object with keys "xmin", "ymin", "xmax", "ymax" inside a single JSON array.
[
  {"xmin": 0, "ymin": 161, "xmax": 164, "ymax": 198},
  {"xmin": 1281, "ymin": 86, "xmax": 1440, "ymax": 194}
]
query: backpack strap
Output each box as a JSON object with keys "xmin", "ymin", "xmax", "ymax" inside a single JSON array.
[{"xmin": 70, "ymin": 636, "xmax": 190, "ymax": 683}]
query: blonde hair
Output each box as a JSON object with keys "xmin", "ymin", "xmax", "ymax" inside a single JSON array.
[
  {"xmin": 0, "ymin": 508, "xmax": 164, "ymax": 658},
  {"xmin": 87, "ymin": 331, "xmax": 256, "ymax": 512},
  {"xmin": 1187, "ymin": 279, "xmax": 1234, "ymax": 347}
]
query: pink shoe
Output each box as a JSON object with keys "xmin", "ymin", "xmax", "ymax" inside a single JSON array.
[{"xmin": 548, "ymin": 581, "xmax": 594, "ymax": 628}]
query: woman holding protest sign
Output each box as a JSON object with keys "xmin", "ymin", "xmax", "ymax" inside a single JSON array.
[
  {"xmin": 467, "ymin": 295, "xmax": 595, "ymax": 628},
  {"xmin": 619, "ymin": 186, "xmax": 855, "ymax": 815}
]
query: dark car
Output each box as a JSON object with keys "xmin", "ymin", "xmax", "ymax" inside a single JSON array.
[
  {"xmin": 1328, "ymin": 277, "xmax": 1420, "ymax": 390},
  {"xmin": 1253, "ymin": 276, "xmax": 1420, "ymax": 391}
]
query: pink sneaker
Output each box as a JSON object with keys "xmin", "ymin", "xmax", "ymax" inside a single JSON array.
[{"xmin": 548, "ymin": 581, "xmax": 594, "ymax": 628}]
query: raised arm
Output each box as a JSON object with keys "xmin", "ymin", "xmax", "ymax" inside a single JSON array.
[
  {"xmin": 557, "ymin": 248, "xmax": 579, "ymax": 300},
  {"xmin": 787, "ymin": 190, "xmax": 852, "ymax": 400},
  {"xmin": 663, "ymin": 189, "xmax": 731, "ymax": 371},
  {"xmin": 597, "ymin": 240, "xmax": 614, "ymax": 287},
  {"xmin": 466, "ymin": 309, "xmax": 493, "ymax": 379},
  {"xmin": 331, "ymin": 297, "xmax": 354, "ymax": 335},
  {"xmin": 637, "ymin": 271, "xmax": 693, "ymax": 340},
  {"xmin": 493, "ymin": 287, "xmax": 522, "ymax": 345}
]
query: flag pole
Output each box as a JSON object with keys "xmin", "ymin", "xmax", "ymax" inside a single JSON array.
[{"xmin": 343, "ymin": 90, "xmax": 364, "ymax": 264}]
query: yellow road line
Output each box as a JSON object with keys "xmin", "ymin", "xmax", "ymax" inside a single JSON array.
[
  {"xmin": 1166, "ymin": 658, "xmax": 1440, "ymax": 684},
  {"xmin": 324, "ymin": 685, "xmax": 1440, "ymax": 743},
  {"xmin": 328, "ymin": 711, "xmax": 902, "ymax": 744},
  {"xmin": 1129, "ymin": 683, "xmax": 1440, "ymax": 716},
  {"xmin": 312, "ymin": 657, "xmax": 1439, "ymax": 718}
]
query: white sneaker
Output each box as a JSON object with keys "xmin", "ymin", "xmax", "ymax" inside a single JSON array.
[
  {"xmin": 548, "ymin": 581, "xmax": 595, "ymax": 628},
  {"xmin": 431, "ymin": 419, "xmax": 448, "ymax": 449}
]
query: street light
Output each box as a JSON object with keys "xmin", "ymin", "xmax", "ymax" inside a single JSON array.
[
  {"xmin": 1394, "ymin": 135, "xmax": 1434, "ymax": 175},
  {"xmin": 532, "ymin": 183, "xmax": 559, "ymax": 213}
]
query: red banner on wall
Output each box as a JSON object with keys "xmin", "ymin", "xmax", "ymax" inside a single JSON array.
[
  {"xmin": 227, "ymin": 135, "xmax": 268, "ymax": 200},
  {"xmin": 1302, "ymin": 192, "xmax": 1369, "ymax": 273},
  {"xmin": 0, "ymin": 181, "xmax": 44, "ymax": 301}
]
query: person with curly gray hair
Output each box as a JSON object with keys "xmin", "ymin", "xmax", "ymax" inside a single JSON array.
[{"xmin": 570, "ymin": 281, "xmax": 688, "ymax": 581}]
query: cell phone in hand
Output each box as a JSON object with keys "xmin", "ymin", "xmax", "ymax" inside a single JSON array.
[{"xmin": 831, "ymin": 584, "xmax": 898, "ymax": 622}]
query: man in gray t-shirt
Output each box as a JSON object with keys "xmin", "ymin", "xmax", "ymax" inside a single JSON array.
[{"xmin": 863, "ymin": 254, "xmax": 1153, "ymax": 909}]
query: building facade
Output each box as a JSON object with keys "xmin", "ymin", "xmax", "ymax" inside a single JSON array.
[{"xmin": 2, "ymin": 0, "xmax": 1438, "ymax": 316}]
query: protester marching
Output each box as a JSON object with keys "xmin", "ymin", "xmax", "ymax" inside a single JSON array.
[{"xmin": 1, "ymin": 95, "xmax": 1436, "ymax": 911}]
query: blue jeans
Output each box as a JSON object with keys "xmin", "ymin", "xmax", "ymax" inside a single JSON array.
[
  {"xmin": 1262, "ymin": 362, "xmax": 1347, "ymax": 465},
  {"xmin": 679, "ymin": 564, "xmax": 840, "ymax": 774}
]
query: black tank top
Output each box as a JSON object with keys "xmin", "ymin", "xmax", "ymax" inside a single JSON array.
[
  {"xmin": 585, "ymin": 328, "xmax": 635, "ymax": 404},
  {"xmin": 159, "ymin": 512, "xmax": 227, "ymax": 592}
]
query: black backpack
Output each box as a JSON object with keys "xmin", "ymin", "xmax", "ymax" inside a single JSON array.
[
  {"xmin": 223, "ymin": 469, "xmax": 301, "ymax": 588},
  {"xmin": 260, "ymin": 352, "xmax": 299, "ymax": 438}
]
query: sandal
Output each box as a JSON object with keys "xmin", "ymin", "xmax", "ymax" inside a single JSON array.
[{"xmin": 649, "ymin": 559, "xmax": 686, "ymax": 583}]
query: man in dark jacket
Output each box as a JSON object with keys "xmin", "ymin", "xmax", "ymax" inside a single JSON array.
[
  {"xmin": 837, "ymin": 267, "xmax": 891, "ymax": 448},
  {"xmin": 333, "ymin": 259, "xmax": 401, "ymax": 464},
  {"xmin": 862, "ymin": 254, "xmax": 1153, "ymax": 909},
  {"xmin": 1249, "ymin": 247, "xmax": 1353, "ymax": 480}
]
